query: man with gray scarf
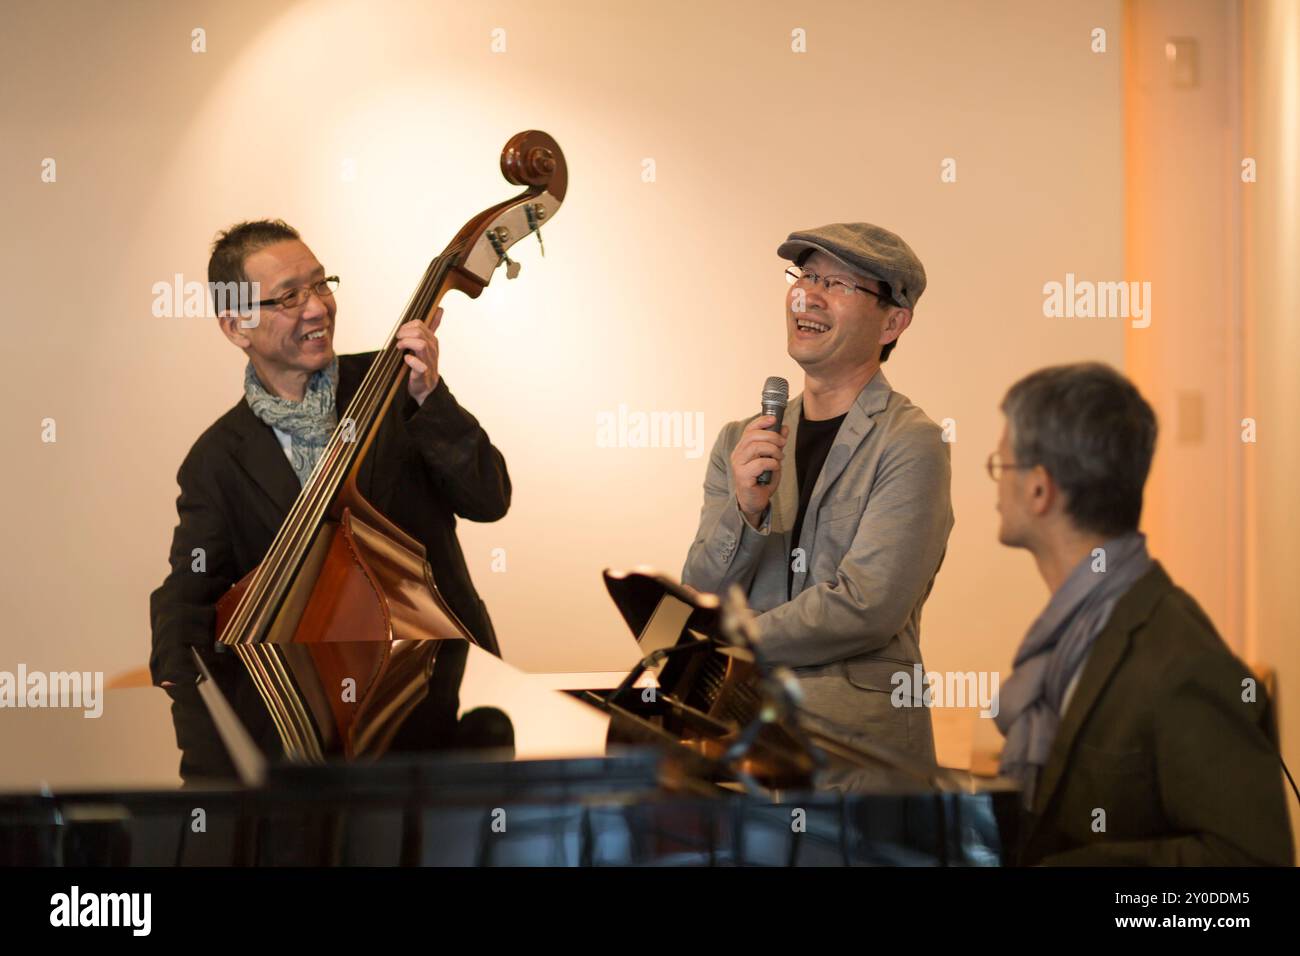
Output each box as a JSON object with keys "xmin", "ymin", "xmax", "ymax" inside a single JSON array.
[
  {"xmin": 150, "ymin": 219, "xmax": 511, "ymax": 781},
  {"xmin": 991, "ymin": 363, "xmax": 1292, "ymax": 865}
]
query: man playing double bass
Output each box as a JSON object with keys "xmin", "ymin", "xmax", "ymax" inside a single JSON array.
[{"xmin": 150, "ymin": 219, "xmax": 511, "ymax": 782}]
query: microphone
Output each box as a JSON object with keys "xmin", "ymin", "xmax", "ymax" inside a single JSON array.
[{"xmin": 756, "ymin": 376, "xmax": 789, "ymax": 486}]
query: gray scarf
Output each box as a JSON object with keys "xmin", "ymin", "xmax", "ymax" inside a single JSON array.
[
  {"xmin": 994, "ymin": 532, "xmax": 1151, "ymax": 807},
  {"xmin": 243, "ymin": 358, "xmax": 339, "ymax": 486}
]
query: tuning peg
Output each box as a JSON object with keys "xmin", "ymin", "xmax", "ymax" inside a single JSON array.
[
  {"xmin": 526, "ymin": 203, "xmax": 546, "ymax": 257},
  {"xmin": 488, "ymin": 227, "xmax": 522, "ymax": 278}
]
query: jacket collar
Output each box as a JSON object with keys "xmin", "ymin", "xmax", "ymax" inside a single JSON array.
[
  {"xmin": 229, "ymin": 401, "xmax": 300, "ymax": 515},
  {"xmin": 1026, "ymin": 561, "xmax": 1174, "ymax": 826}
]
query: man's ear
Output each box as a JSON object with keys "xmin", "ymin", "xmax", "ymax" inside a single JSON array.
[
  {"xmin": 1028, "ymin": 464, "xmax": 1059, "ymax": 517},
  {"xmin": 217, "ymin": 311, "xmax": 253, "ymax": 349},
  {"xmin": 880, "ymin": 306, "xmax": 913, "ymax": 346}
]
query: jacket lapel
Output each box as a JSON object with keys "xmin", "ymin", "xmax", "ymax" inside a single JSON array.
[
  {"xmin": 788, "ymin": 369, "xmax": 892, "ymax": 595},
  {"xmin": 230, "ymin": 401, "xmax": 301, "ymax": 516},
  {"xmin": 1027, "ymin": 562, "xmax": 1174, "ymax": 825}
]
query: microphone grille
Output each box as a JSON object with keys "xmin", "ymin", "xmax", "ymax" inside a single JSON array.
[{"xmin": 762, "ymin": 376, "xmax": 789, "ymax": 406}]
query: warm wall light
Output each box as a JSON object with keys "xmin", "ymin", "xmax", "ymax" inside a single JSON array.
[{"xmin": 1165, "ymin": 37, "xmax": 1199, "ymax": 88}]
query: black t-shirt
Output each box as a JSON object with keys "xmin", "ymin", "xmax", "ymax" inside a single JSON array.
[{"xmin": 787, "ymin": 407, "xmax": 848, "ymax": 597}]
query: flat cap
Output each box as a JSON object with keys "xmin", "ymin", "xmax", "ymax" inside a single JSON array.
[{"xmin": 778, "ymin": 222, "xmax": 926, "ymax": 310}]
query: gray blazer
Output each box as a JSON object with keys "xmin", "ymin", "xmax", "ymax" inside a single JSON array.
[{"xmin": 682, "ymin": 369, "xmax": 953, "ymax": 765}]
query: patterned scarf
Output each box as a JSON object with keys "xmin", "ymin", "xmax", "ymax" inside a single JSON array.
[
  {"xmin": 243, "ymin": 357, "xmax": 339, "ymax": 486},
  {"xmin": 994, "ymin": 532, "xmax": 1152, "ymax": 807}
]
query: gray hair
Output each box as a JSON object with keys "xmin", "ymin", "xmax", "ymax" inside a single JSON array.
[{"xmin": 1000, "ymin": 363, "xmax": 1157, "ymax": 536}]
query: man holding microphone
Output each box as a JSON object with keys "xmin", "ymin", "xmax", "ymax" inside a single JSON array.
[{"xmin": 682, "ymin": 223, "xmax": 953, "ymax": 766}]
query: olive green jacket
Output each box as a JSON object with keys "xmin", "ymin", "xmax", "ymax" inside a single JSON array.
[{"xmin": 1020, "ymin": 562, "xmax": 1294, "ymax": 866}]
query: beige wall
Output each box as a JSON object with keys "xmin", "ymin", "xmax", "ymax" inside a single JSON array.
[
  {"xmin": 1240, "ymin": 0, "xmax": 1300, "ymax": 855},
  {"xmin": 1123, "ymin": 0, "xmax": 1243, "ymax": 646},
  {"xmin": 1124, "ymin": 0, "xmax": 1300, "ymax": 856},
  {"xmin": 2, "ymin": 1, "xmax": 1125, "ymax": 743}
]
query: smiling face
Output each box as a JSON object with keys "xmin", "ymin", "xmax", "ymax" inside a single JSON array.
[
  {"xmin": 230, "ymin": 239, "xmax": 336, "ymax": 382},
  {"xmin": 785, "ymin": 250, "xmax": 905, "ymax": 376}
]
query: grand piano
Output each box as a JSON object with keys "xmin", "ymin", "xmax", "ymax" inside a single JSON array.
[{"xmin": 0, "ymin": 572, "xmax": 1018, "ymax": 866}]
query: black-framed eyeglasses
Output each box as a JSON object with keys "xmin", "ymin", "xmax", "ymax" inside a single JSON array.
[
  {"xmin": 986, "ymin": 451, "xmax": 1035, "ymax": 481},
  {"xmin": 254, "ymin": 276, "xmax": 340, "ymax": 312},
  {"xmin": 785, "ymin": 266, "xmax": 887, "ymax": 303}
]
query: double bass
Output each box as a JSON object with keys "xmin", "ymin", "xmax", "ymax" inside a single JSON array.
[{"xmin": 214, "ymin": 131, "xmax": 567, "ymax": 764}]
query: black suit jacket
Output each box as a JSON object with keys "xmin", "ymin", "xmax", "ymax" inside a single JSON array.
[
  {"xmin": 149, "ymin": 352, "xmax": 510, "ymax": 781},
  {"xmin": 1019, "ymin": 562, "xmax": 1293, "ymax": 866}
]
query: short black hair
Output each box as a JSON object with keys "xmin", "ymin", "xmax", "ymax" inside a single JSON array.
[
  {"xmin": 876, "ymin": 282, "xmax": 898, "ymax": 363},
  {"xmin": 1001, "ymin": 363, "xmax": 1158, "ymax": 536},
  {"xmin": 207, "ymin": 219, "xmax": 300, "ymax": 311}
]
